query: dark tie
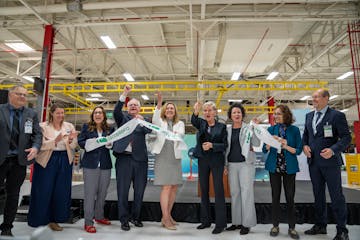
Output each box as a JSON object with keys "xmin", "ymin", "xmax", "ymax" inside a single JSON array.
[
  {"xmin": 315, "ymin": 112, "xmax": 322, "ymax": 124},
  {"xmin": 10, "ymin": 109, "xmax": 20, "ymax": 150}
]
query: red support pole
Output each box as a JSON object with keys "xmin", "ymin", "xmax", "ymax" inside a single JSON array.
[
  {"xmin": 267, "ymin": 96, "xmax": 275, "ymax": 125},
  {"xmin": 40, "ymin": 25, "xmax": 55, "ymax": 122},
  {"xmin": 31, "ymin": 25, "xmax": 55, "ymax": 182}
]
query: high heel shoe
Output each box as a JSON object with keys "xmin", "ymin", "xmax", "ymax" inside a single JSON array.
[
  {"xmin": 161, "ymin": 218, "xmax": 177, "ymax": 230},
  {"xmin": 170, "ymin": 217, "xmax": 178, "ymax": 225}
]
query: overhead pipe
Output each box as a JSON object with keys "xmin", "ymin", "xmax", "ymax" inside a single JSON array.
[{"xmin": 0, "ymin": 0, "xmax": 355, "ymax": 16}]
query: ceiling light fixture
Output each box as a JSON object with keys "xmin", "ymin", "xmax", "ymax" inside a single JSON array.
[
  {"xmin": 231, "ymin": 72, "xmax": 241, "ymax": 80},
  {"xmin": 266, "ymin": 71, "xmax": 279, "ymax": 80},
  {"xmin": 300, "ymin": 95, "xmax": 311, "ymax": 101},
  {"xmin": 85, "ymin": 97, "xmax": 100, "ymax": 101},
  {"xmin": 336, "ymin": 71, "xmax": 353, "ymax": 80},
  {"xmin": 123, "ymin": 73, "xmax": 135, "ymax": 82},
  {"xmin": 100, "ymin": 36, "xmax": 117, "ymax": 49},
  {"xmin": 5, "ymin": 42, "xmax": 34, "ymax": 52},
  {"xmin": 340, "ymin": 109, "xmax": 349, "ymax": 112},
  {"xmin": 89, "ymin": 93, "xmax": 103, "ymax": 98},
  {"xmin": 228, "ymin": 99, "xmax": 243, "ymax": 102},
  {"xmin": 329, "ymin": 95, "xmax": 338, "ymax": 100},
  {"xmin": 141, "ymin": 95, "xmax": 149, "ymax": 100},
  {"xmin": 23, "ymin": 76, "xmax": 34, "ymax": 83}
]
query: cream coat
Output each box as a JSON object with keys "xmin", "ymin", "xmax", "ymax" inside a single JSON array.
[
  {"xmin": 225, "ymin": 122, "xmax": 261, "ymax": 165},
  {"xmin": 151, "ymin": 108, "xmax": 185, "ymax": 159},
  {"xmin": 36, "ymin": 121, "xmax": 78, "ymax": 168}
]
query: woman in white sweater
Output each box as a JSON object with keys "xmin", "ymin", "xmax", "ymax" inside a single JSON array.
[{"xmin": 151, "ymin": 92, "xmax": 185, "ymax": 230}]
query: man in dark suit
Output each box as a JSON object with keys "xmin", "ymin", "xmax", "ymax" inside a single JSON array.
[
  {"xmin": 112, "ymin": 85, "xmax": 152, "ymax": 231},
  {"xmin": 303, "ymin": 89, "xmax": 351, "ymax": 240},
  {"xmin": 0, "ymin": 85, "xmax": 42, "ymax": 236}
]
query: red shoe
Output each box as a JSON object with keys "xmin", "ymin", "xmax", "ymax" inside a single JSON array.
[
  {"xmin": 95, "ymin": 218, "xmax": 111, "ymax": 225},
  {"xmin": 84, "ymin": 225, "xmax": 96, "ymax": 233}
]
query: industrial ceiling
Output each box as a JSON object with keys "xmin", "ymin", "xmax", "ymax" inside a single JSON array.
[{"xmin": 0, "ymin": 0, "xmax": 359, "ymax": 125}]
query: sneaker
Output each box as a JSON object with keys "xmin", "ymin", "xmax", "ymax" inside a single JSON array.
[
  {"xmin": 333, "ymin": 232, "xmax": 349, "ymax": 240},
  {"xmin": 270, "ymin": 226, "xmax": 279, "ymax": 237},
  {"xmin": 288, "ymin": 228, "xmax": 300, "ymax": 239}
]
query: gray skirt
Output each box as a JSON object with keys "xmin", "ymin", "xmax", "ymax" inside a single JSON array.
[{"xmin": 154, "ymin": 139, "xmax": 182, "ymax": 185}]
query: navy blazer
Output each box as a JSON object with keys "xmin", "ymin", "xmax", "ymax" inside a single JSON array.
[
  {"xmin": 302, "ymin": 107, "xmax": 351, "ymax": 167},
  {"xmin": 112, "ymin": 100, "xmax": 152, "ymax": 162},
  {"xmin": 262, "ymin": 124, "xmax": 302, "ymax": 174},
  {"xmin": 77, "ymin": 124, "xmax": 113, "ymax": 169},
  {"xmin": 0, "ymin": 103, "xmax": 42, "ymax": 166},
  {"xmin": 191, "ymin": 114, "xmax": 228, "ymax": 167}
]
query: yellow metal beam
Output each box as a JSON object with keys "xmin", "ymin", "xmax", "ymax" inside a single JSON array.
[
  {"xmin": 64, "ymin": 105, "xmax": 275, "ymax": 115},
  {"xmin": 0, "ymin": 80, "xmax": 328, "ymax": 93}
]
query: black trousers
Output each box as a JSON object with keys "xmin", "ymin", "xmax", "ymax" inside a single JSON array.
[
  {"xmin": 269, "ymin": 172, "xmax": 296, "ymax": 228},
  {"xmin": 0, "ymin": 156, "xmax": 26, "ymax": 231},
  {"xmin": 115, "ymin": 154, "xmax": 148, "ymax": 224},
  {"xmin": 198, "ymin": 158, "xmax": 226, "ymax": 228}
]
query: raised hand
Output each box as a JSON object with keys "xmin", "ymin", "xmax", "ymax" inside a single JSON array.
[{"xmin": 193, "ymin": 101, "xmax": 202, "ymax": 115}]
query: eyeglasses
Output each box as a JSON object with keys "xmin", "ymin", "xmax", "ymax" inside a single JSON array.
[
  {"xmin": 128, "ymin": 103, "xmax": 139, "ymax": 107},
  {"xmin": 93, "ymin": 111, "xmax": 103, "ymax": 115},
  {"xmin": 13, "ymin": 92, "xmax": 27, "ymax": 97}
]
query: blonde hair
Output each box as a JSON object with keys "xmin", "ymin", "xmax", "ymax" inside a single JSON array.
[{"xmin": 160, "ymin": 102, "xmax": 179, "ymax": 124}]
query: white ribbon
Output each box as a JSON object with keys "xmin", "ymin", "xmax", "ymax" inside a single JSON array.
[
  {"xmin": 251, "ymin": 122, "xmax": 282, "ymax": 152},
  {"xmin": 85, "ymin": 118, "xmax": 187, "ymax": 152}
]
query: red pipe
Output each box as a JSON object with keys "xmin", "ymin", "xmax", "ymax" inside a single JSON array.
[{"xmin": 242, "ymin": 28, "xmax": 269, "ymax": 73}]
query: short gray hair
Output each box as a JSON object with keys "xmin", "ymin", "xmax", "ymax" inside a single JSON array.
[{"xmin": 203, "ymin": 101, "xmax": 217, "ymax": 111}]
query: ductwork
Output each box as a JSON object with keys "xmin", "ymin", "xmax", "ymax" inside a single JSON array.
[{"xmin": 0, "ymin": 0, "xmax": 356, "ymax": 16}]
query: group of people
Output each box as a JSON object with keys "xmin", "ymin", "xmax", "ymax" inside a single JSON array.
[{"xmin": 0, "ymin": 85, "xmax": 351, "ymax": 240}]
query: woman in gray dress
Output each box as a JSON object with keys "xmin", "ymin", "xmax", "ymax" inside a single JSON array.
[{"xmin": 151, "ymin": 92, "xmax": 185, "ymax": 230}]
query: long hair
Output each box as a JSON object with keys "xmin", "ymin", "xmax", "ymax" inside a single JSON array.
[
  {"xmin": 275, "ymin": 104, "xmax": 295, "ymax": 126},
  {"xmin": 47, "ymin": 103, "xmax": 64, "ymax": 124},
  {"xmin": 160, "ymin": 102, "xmax": 179, "ymax": 124},
  {"xmin": 88, "ymin": 106, "xmax": 110, "ymax": 132}
]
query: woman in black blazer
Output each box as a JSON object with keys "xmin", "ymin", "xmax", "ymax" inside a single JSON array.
[
  {"xmin": 191, "ymin": 101, "xmax": 228, "ymax": 234},
  {"xmin": 78, "ymin": 106, "xmax": 113, "ymax": 233}
]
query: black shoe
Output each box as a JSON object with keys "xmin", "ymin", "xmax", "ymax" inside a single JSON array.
[
  {"xmin": 0, "ymin": 229, "xmax": 13, "ymax": 236},
  {"xmin": 288, "ymin": 228, "xmax": 300, "ymax": 239},
  {"xmin": 270, "ymin": 226, "xmax": 279, "ymax": 237},
  {"xmin": 333, "ymin": 232, "xmax": 349, "ymax": 240},
  {"xmin": 226, "ymin": 225, "xmax": 241, "ymax": 231},
  {"xmin": 304, "ymin": 225, "xmax": 327, "ymax": 235},
  {"xmin": 212, "ymin": 227, "xmax": 224, "ymax": 234},
  {"xmin": 121, "ymin": 222, "xmax": 130, "ymax": 231},
  {"xmin": 130, "ymin": 219, "xmax": 143, "ymax": 227},
  {"xmin": 197, "ymin": 223, "xmax": 211, "ymax": 229},
  {"xmin": 240, "ymin": 226, "xmax": 250, "ymax": 235}
]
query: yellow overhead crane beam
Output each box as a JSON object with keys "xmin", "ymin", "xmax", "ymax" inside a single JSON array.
[
  {"xmin": 0, "ymin": 80, "xmax": 327, "ymax": 93},
  {"xmin": 65, "ymin": 105, "xmax": 275, "ymax": 115}
]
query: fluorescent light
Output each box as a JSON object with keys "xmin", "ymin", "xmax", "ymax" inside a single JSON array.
[
  {"xmin": 329, "ymin": 95, "xmax": 338, "ymax": 100},
  {"xmin": 231, "ymin": 72, "xmax": 241, "ymax": 80},
  {"xmin": 123, "ymin": 73, "xmax": 135, "ymax": 82},
  {"xmin": 300, "ymin": 95, "xmax": 311, "ymax": 101},
  {"xmin": 23, "ymin": 76, "xmax": 34, "ymax": 83},
  {"xmin": 5, "ymin": 42, "xmax": 34, "ymax": 52},
  {"xmin": 340, "ymin": 109, "xmax": 349, "ymax": 112},
  {"xmin": 266, "ymin": 71, "xmax": 279, "ymax": 80},
  {"xmin": 336, "ymin": 71, "xmax": 353, "ymax": 80},
  {"xmin": 85, "ymin": 97, "xmax": 100, "ymax": 101},
  {"xmin": 263, "ymin": 119, "xmax": 269, "ymax": 123},
  {"xmin": 100, "ymin": 36, "xmax": 117, "ymax": 49},
  {"xmin": 217, "ymin": 109, "xmax": 222, "ymax": 113},
  {"xmin": 141, "ymin": 95, "xmax": 149, "ymax": 100},
  {"xmin": 89, "ymin": 93, "xmax": 103, "ymax": 98},
  {"xmin": 228, "ymin": 99, "xmax": 243, "ymax": 103}
]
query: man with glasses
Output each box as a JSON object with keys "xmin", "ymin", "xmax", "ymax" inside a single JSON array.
[
  {"xmin": 0, "ymin": 85, "xmax": 42, "ymax": 236},
  {"xmin": 303, "ymin": 89, "xmax": 351, "ymax": 240},
  {"xmin": 112, "ymin": 85, "xmax": 152, "ymax": 231}
]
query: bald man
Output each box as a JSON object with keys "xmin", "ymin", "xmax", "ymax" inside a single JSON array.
[{"xmin": 302, "ymin": 89, "xmax": 351, "ymax": 240}]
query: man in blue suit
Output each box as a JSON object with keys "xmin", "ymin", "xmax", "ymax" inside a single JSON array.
[
  {"xmin": 0, "ymin": 85, "xmax": 42, "ymax": 236},
  {"xmin": 112, "ymin": 85, "xmax": 152, "ymax": 231},
  {"xmin": 303, "ymin": 89, "xmax": 351, "ymax": 240}
]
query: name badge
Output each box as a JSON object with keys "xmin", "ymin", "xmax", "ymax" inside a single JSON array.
[
  {"xmin": 323, "ymin": 124, "xmax": 333, "ymax": 138},
  {"xmin": 24, "ymin": 119, "xmax": 33, "ymax": 134}
]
